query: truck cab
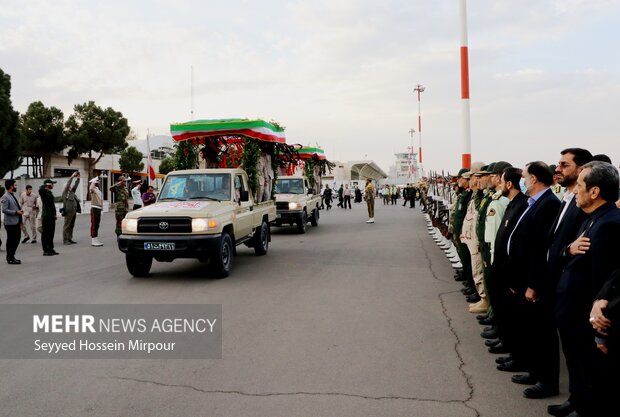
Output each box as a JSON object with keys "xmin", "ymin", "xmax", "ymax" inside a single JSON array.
[
  {"xmin": 118, "ymin": 168, "xmax": 276, "ymax": 278},
  {"xmin": 273, "ymin": 175, "xmax": 321, "ymax": 233}
]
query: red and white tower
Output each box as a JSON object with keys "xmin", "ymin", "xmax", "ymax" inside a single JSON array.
[
  {"xmin": 413, "ymin": 84, "xmax": 425, "ymax": 175},
  {"xmin": 459, "ymin": 0, "xmax": 472, "ymax": 169}
]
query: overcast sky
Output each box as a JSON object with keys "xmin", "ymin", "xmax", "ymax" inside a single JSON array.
[{"xmin": 2, "ymin": 0, "xmax": 619, "ymax": 173}]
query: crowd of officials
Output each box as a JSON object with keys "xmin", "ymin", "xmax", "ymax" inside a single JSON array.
[
  {"xmin": 434, "ymin": 148, "xmax": 620, "ymax": 417},
  {"xmin": 0, "ymin": 174, "xmax": 156, "ymax": 262}
]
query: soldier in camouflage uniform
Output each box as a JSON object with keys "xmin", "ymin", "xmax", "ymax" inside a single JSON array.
[
  {"xmin": 110, "ymin": 177, "xmax": 129, "ymax": 236},
  {"xmin": 473, "ymin": 164, "xmax": 495, "ymax": 316},
  {"xmin": 451, "ymin": 169, "xmax": 473, "ymax": 292},
  {"xmin": 460, "ymin": 162, "xmax": 486, "ymax": 314}
]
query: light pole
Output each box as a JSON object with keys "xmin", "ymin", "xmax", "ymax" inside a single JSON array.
[
  {"xmin": 408, "ymin": 128, "xmax": 415, "ymax": 180},
  {"xmin": 413, "ymin": 84, "xmax": 425, "ymax": 175}
]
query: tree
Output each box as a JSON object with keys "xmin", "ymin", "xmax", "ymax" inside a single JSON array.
[
  {"xmin": 65, "ymin": 101, "xmax": 130, "ymax": 175},
  {"xmin": 158, "ymin": 156, "xmax": 176, "ymax": 175},
  {"xmin": 20, "ymin": 101, "xmax": 66, "ymax": 177},
  {"xmin": 119, "ymin": 146, "xmax": 145, "ymax": 173},
  {"xmin": 0, "ymin": 68, "xmax": 22, "ymax": 178}
]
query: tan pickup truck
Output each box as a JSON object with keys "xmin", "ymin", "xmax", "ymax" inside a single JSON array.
[
  {"xmin": 273, "ymin": 175, "xmax": 322, "ymax": 233},
  {"xmin": 118, "ymin": 168, "xmax": 276, "ymax": 278}
]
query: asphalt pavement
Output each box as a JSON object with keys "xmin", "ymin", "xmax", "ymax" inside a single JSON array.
[{"xmin": 0, "ymin": 200, "xmax": 566, "ymax": 416}]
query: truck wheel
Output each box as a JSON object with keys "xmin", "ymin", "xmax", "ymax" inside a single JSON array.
[
  {"xmin": 211, "ymin": 233, "xmax": 233, "ymax": 278},
  {"xmin": 126, "ymin": 254, "xmax": 152, "ymax": 277},
  {"xmin": 254, "ymin": 221, "xmax": 269, "ymax": 256},
  {"xmin": 310, "ymin": 208, "xmax": 319, "ymax": 227},
  {"xmin": 297, "ymin": 211, "xmax": 307, "ymax": 234}
]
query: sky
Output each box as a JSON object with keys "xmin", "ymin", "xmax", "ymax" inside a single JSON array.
[{"xmin": 2, "ymin": 0, "xmax": 620, "ymax": 174}]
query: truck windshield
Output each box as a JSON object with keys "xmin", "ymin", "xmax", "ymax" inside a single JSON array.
[
  {"xmin": 159, "ymin": 173, "xmax": 231, "ymax": 202},
  {"xmin": 275, "ymin": 179, "xmax": 304, "ymax": 194}
]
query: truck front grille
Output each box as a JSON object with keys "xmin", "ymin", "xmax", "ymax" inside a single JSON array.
[
  {"xmin": 137, "ymin": 217, "xmax": 192, "ymax": 233},
  {"xmin": 276, "ymin": 202, "xmax": 289, "ymax": 210}
]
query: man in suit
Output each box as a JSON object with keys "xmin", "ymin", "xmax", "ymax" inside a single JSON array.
[
  {"xmin": 505, "ymin": 161, "xmax": 561, "ymax": 399},
  {"xmin": 545, "ymin": 148, "xmax": 593, "ymax": 416},
  {"xmin": 0, "ymin": 179, "xmax": 24, "ymax": 264},
  {"xmin": 555, "ymin": 161, "xmax": 620, "ymax": 417},
  {"xmin": 491, "ymin": 168, "xmax": 528, "ymax": 365}
]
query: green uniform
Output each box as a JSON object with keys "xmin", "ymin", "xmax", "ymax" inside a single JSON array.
[
  {"xmin": 452, "ymin": 189, "xmax": 473, "ymax": 283},
  {"xmin": 110, "ymin": 184, "xmax": 129, "ymax": 236},
  {"xmin": 484, "ymin": 191, "xmax": 510, "ymax": 264}
]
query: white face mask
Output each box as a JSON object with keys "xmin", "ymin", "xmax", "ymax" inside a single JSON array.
[{"xmin": 519, "ymin": 178, "xmax": 527, "ymax": 194}]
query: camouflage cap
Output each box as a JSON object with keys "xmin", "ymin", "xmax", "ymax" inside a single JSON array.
[{"xmin": 475, "ymin": 164, "xmax": 492, "ymax": 176}]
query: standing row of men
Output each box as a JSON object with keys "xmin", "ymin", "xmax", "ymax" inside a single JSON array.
[
  {"xmin": 448, "ymin": 149, "xmax": 619, "ymax": 416},
  {"xmin": 1, "ymin": 174, "xmax": 151, "ymax": 264}
]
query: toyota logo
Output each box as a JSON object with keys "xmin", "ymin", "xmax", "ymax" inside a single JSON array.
[{"xmin": 158, "ymin": 222, "xmax": 169, "ymax": 230}]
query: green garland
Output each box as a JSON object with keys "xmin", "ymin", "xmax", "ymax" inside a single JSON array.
[
  {"xmin": 304, "ymin": 160, "xmax": 316, "ymax": 189},
  {"xmin": 242, "ymin": 138, "xmax": 260, "ymax": 199},
  {"xmin": 175, "ymin": 141, "xmax": 199, "ymax": 170}
]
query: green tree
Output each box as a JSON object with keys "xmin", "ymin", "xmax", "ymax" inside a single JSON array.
[
  {"xmin": 65, "ymin": 101, "xmax": 130, "ymax": 175},
  {"xmin": 20, "ymin": 101, "xmax": 66, "ymax": 177},
  {"xmin": 0, "ymin": 68, "xmax": 22, "ymax": 178},
  {"xmin": 158, "ymin": 156, "xmax": 176, "ymax": 175},
  {"xmin": 119, "ymin": 145, "xmax": 145, "ymax": 173}
]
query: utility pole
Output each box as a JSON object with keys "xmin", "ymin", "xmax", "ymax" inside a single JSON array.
[
  {"xmin": 413, "ymin": 84, "xmax": 425, "ymax": 175},
  {"xmin": 190, "ymin": 65, "xmax": 195, "ymax": 120}
]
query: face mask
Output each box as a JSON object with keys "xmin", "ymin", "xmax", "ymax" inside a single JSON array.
[{"xmin": 519, "ymin": 178, "xmax": 527, "ymax": 194}]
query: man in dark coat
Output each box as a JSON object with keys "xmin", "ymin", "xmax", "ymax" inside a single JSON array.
[
  {"xmin": 545, "ymin": 148, "xmax": 593, "ymax": 416},
  {"xmin": 504, "ymin": 161, "xmax": 561, "ymax": 399},
  {"xmin": 554, "ymin": 161, "xmax": 620, "ymax": 417},
  {"xmin": 39, "ymin": 179, "xmax": 59, "ymax": 256}
]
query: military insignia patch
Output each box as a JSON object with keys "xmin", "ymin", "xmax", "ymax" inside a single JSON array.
[{"xmin": 488, "ymin": 208, "xmax": 496, "ymax": 216}]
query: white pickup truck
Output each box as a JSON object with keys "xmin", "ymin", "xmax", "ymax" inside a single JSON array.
[
  {"xmin": 273, "ymin": 175, "xmax": 322, "ymax": 233},
  {"xmin": 118, "ymin": 168, "xmax": 276, "ymax": 278}
]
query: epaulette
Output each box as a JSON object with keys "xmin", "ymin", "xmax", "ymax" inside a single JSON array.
[{"xmin": 491, "ymin": 190, "xmax": 503, "ymax": 200}]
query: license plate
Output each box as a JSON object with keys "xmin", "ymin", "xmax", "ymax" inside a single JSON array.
[
  {"xmin": 144, "ymin": 242, "xmax": 175, "ymax": 250},
  {"xmin": 276, "ymin": 214, "xmax": 281, "ymax": 219}
]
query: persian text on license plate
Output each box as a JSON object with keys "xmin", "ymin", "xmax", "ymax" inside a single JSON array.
[{"xmin": 144, "ymin": 242, "xmax": 175, "ymax": 250}]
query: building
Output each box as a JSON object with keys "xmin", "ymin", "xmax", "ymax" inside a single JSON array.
[
  {"xmin": 322, "ymin": 160, "xmax": 388, "ymax": 190},
  {"xmin": 387, "ymin": 150, "xmax": 420, "ymax": 185}
]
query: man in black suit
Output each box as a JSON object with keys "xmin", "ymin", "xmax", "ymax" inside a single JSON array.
[
  {"xmin": 545, "ymin": 148, "xmax": 593, "ymax": 416},
  {"xmin": 504, "ymin": 161, "xmax": 561, "ymax": 399},
  {"xmin": 555, "ymin": 161, "xmax": 620, "ymax": 417},
  {"xmin": 489, "ymin": 168, "xmax": 528, "ymax": 361}
]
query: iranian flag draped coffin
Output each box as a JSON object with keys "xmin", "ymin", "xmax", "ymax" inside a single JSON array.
[{"xmin": 170, "ymin": 119, "xmax": 286, "ymax": 143}]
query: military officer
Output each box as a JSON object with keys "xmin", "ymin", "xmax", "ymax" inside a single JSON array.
[
  {"xmin": 451, "ymin": 169, "xmax": 473, "ymax": 290},
  {"xmin": 110, "ymin": 176, "xmax": 129, "ymax": 236}
]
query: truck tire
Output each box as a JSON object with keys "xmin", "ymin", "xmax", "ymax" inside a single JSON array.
[
  {"xmin": 126, "ymin": 254, "xmax": 152, "ymax": 277},
  {"xmin": 253, "ymin": 221, "xmax": 269, "ymax": 256},
  {"xmin": 310, "ymin": 207, "xmax": 319, "ymax": 227},
  {"xmin": 211, "ymin": 233, "xmax": 233, "ymax": 278},
  {"xmin": 297, "ymin": 210, "xmax": 307, "ymax": 234}
]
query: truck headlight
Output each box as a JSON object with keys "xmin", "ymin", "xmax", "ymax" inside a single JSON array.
[
  {"xmin": 122, "ymin": 218, "xmax": 138, "ymax": 233},
  {"xmin": 192, "ymin": 218, "xmax": 217, "ymax": 232},
  {"xmin": 289, "ymin": 202, "xmax": 301, "ymax": 210}
]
